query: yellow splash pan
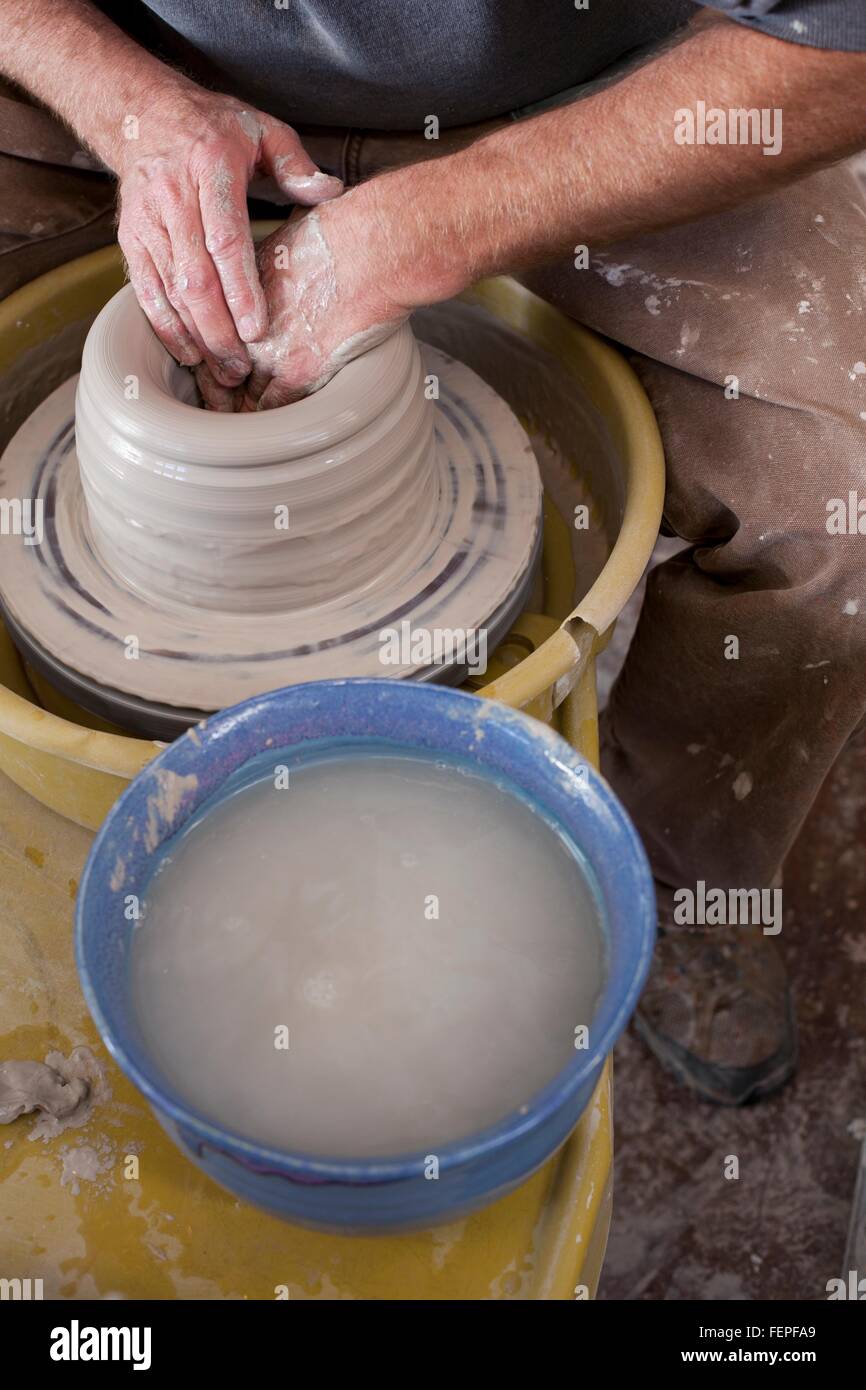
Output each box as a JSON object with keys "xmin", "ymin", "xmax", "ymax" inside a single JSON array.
[{"xmin": 0, "ymin": 242, "xmax": 664, "ymax": 1299}]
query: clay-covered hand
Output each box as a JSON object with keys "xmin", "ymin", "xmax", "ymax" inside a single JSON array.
[
  {"xmin": 230, "ymin": 193, "xmax": 412, "ymax": 411},
  {"xmin": 115, "ymin": 83, "xmax": 343, "ymax": 408}
]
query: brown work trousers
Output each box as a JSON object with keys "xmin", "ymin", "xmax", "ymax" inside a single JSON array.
[{"xmin": 2, "ymin": 80, "xmax": 865, "ymax": 906}]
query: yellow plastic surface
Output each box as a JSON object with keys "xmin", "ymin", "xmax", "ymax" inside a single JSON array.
[{"xmin": 0, "ymin": 245, "xmax": 664, "ymax": 1299}]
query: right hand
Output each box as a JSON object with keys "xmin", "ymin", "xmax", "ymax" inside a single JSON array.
[{"xmin": 114, "ymin": 82, "xmax": 343, "ymax": 408}]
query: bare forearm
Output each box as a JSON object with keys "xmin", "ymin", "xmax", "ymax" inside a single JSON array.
[
  {"xmin": 0, "ymin": 0, "xmax": 188, "ymax": 170},
  {"xmin": 366, "ymin": 15, "xmax": 866, "ymax": 302}
]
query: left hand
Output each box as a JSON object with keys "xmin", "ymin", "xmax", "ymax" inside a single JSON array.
[{"xmin": 218, "ymin": 190, "xmax": 412, "ymax": 411}]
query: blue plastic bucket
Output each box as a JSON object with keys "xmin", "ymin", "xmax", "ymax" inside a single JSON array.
[{"xmin": 76, "ymin": 679, "xmax": 655, "ymax": 1232}]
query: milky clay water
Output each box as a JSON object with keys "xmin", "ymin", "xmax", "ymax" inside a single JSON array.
[{"xmin": 131, "ymin": 753, "xmax": 606, "ymax": 1158}]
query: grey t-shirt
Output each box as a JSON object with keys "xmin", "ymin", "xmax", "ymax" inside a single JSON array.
[{"xmin": 109, "ymin": 1, "xmax": 866, "ymax": 130}]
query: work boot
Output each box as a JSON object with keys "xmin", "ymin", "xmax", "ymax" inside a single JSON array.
[{"xmin": 634, "ymin": 922, "xmax": 797, "ymax": 1105}]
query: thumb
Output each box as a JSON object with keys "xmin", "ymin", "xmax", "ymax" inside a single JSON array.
[
  {"xmin": 257, "ymin": 376, "xmax": 310, "ymax": 411},
  {"xmin": 259, "ymin": 122, "xmax": 344, "ymax": 206}
]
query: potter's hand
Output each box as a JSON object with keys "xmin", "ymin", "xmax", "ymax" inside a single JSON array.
[
  {"xmin": 116, "ymin": 87, "xmax": 343, "ymax": 408},
  {"xmin": 232, "ymin": 195, "xmax": 412, "ymax": 411}
]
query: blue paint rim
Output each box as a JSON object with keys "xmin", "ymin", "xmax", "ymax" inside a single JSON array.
[{"xmin": 75, "ymin": 678, "xmax": 656, "ymax": 1186}]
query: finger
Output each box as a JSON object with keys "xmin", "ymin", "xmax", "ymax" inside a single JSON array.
[
  {"xmin": 162, "ymin": 202, "xmax": 251, "ymax": 385},
  {"xmin": 198, "ymin": 156, "xmax": 268, "ymax": 343},
  {"xmin": 259, "ymin": 122, "xmax": 344, "ymax": 206},
  {"xmin": 144, "ymin": 218, "xmax": 249, "ymax": 390},
  {"xmin": 120, "ymin": 233, "xmax": 202, "ymax": 367},
  {"xmin": 257, "ymin": 376, "xmax": 308, "ymax": 411},
  {"xmin": 238, "ymin": 361, "xmax": 274, "ymax": 412},
  {"xmin": 194, "ymin": 363, "xmax": 239, "ymax": 412}
]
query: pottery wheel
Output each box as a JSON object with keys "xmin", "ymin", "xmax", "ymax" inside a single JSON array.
[{"xmin": 0, "ymin": 341, "xmax": 542, "ymax": 736}]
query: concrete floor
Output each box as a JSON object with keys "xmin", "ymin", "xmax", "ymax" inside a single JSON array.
[{"xmin": 598, "ymin": 720, "xmax": 866, "ymax": 1301}]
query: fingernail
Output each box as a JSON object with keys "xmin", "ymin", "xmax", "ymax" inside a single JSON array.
[
  {"xmin": 283, "ymin": 171, "xmax": 344, "ymax": 199},
  {"xmin": 214, "ymin": 359, "xmax": 249, "ymax": 387},
  {"xmin": 238, "ymin": 314, "xmax": 262, "ymax": 342}
]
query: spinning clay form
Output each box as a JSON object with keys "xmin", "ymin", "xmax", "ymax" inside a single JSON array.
[
  {"xmin": 76, "ymin": 288, "xmax": 440, "ymax": 614},
  {"xmin": 0, "ymin": 287, "xmax": 542, "ymax": 727}
]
